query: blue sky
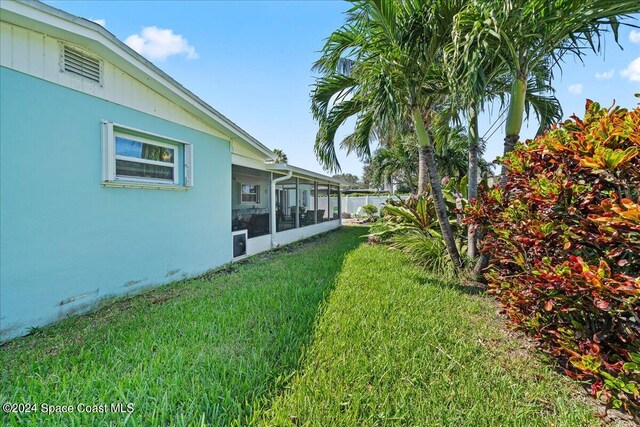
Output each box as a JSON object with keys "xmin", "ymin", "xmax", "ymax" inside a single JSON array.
[{"xmin": 48, "ymin": 1, "xmax": 640, "ymax": 177}]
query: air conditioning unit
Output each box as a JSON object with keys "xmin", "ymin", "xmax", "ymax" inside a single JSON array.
[{"xmin": 232, "ymin": 230, "xmax": 248, "ymax": 260}]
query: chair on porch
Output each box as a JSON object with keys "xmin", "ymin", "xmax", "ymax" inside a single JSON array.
[
  {"xmin": 247, "ymin": 213, "xmax": 269, "ymax": 237},
  {"xmin": 301, "ymin": 210, "xmax": 315, "ymax": 226}
]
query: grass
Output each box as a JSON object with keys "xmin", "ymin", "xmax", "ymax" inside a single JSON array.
[
  {"xmin": 256, "ymin": 239, "xmax": 597, "ymax": 426},
  {"xmin": 1, "ymin": 228, "xmax": 365, "ymax": 426},
  {"xmin": 1, "ymin": 227, "xmax": 598, "ymax": 426}
]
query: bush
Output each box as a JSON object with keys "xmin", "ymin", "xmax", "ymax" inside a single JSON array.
[
  {"xmin": 362, "ymin": 204, "xmax": 378, "ymax": 217},
  {"xmin": 369, "ymin": 191, "xmax": 461, "ymax": 278},
  {"xmin": 467, "ymin": 100, "xmax": 640, "ymax": 412}
]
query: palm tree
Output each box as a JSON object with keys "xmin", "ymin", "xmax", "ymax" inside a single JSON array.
[
  {"xmin": 311, "ymin": 0, "xmax": 467, "ymax": 271},
  {"xmin": 273, "ymin": 149, "xmax": 288, "ymax": 164},
  {"xmin": 369, "ymin": 140, "xmax": 418, "ymax": 193},
  {"xmin": 368, "ymin": 120, "xmax": 477, "ymax": 193},
  {"xmin": 449, "ymin": 66, "xmax": 562, "ymax": 258},
  {"xmin": 457, "ymin": 0, "xmax": 638, "ymax": 182},
  {"xmin": 447, "ymin": 0, "xmax": 635, "ymax": 271},
  {"xmin": 429, "ymin": 115, "xmax": 470, "ymax": 181}
]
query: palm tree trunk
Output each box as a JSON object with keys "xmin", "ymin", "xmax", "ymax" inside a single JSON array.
[
  {"xmin": 500, "ymin": 71, "xmax": 527, "ymax": 185},
  {"xmin": 473, "ymin": 252, "xmax": 490, "ymax": 281},
  {"xmin": 413, "ymin": 108, "xmax": 464, "ymax": 271},
  {"xmin": 417, "ymin": 146, "xmax": 428, "ymax": 195},
  {"xmin": 467, "ymin": 102, "xmax": 479, "ymax": 259},
  {"xmin": 475, "ymin": 70, "xmax": 528, "ymax": 279}
]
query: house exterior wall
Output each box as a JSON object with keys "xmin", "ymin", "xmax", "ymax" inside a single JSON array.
[
  {"xmin": 0, "ymin": 3, "xmax": 343, "ymax": 342},
  {"xmin": 0, "ymin": 20, "xmax": 227, "ymax": 140},
  {"xmin": 0, "ymin": 67, "xmax": 232, "ymax": 340}
]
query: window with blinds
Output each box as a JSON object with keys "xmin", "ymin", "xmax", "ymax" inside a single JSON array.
[
  {"xmin": 101, "ymin": 121, "xmax": 194, "ymax": 189},
  {"xmin": 61, "ymin": 45, "xmax": 101, "ymax": 84}
]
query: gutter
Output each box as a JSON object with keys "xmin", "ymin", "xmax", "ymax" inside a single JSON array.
[{"xmin": 265, "ymin": 162, "xmax": 342, "ymax": 185}]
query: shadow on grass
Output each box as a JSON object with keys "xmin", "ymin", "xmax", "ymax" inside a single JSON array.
[
  {"xmin": 1, "ymin": 227, "xmax": 368, "ymax": 427},
  {"xmin": 255, "ymin": 237, "xmax": 599, "ymax": 427}
]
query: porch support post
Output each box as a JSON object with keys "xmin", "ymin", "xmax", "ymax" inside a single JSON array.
[
  {"xmin": 338, "ymin": 187, "xmax": 342, "ymax": 225},
  {"xmin": 295, "ymin": 177, "xmax": 300, "ymax": 229},
  {"xmin": 271, "ymin": 170, "xmax": 292, "ymax": 247},
  {"xmin": 314, "ymin": 181, "xmax": 318, "ymax": 224},
  {"xmin": 345, "ymin": 194, "xmax": 349, "ymax": 218}
]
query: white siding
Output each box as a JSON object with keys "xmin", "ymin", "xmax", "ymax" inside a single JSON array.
[
  {"xmin": 245, "ymin": 234, "xmax": 272, "ymax": 257},
  {"xmin": 0, "ymin": 21, "xmax": 227, "ymax": 140},
  {"xmin": 274, "ymin": 221, "xmax": 341, "ymax": 246}
]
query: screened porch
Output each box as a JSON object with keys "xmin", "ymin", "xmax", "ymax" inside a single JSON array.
[{"xmin": 231, "ymin": 164, "xmax": 341, "ymax": 239}]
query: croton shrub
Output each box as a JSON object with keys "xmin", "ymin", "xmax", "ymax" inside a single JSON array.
[{"xmin": 467, "ymin": 100, "xmax": 639, "ymax": 412}]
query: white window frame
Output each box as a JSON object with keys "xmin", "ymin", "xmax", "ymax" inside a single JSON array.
[
  {"xmin": 114, "ymin": 133, "xmax": 178, "ymax": 185},
  {"xmin": 101, "ymin": 121, "xmax": 193, "ymax": 189},
  {"xmin": 240, "ymin": 184, "xmax": 260, "ymax": 204}
]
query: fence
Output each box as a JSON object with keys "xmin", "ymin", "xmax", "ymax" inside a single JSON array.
[{"xmin": 341, "ymin": 195, "xmax": 410, "ymax": 216}]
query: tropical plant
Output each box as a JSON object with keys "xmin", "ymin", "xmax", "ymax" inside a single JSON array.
[
  {"xmin": 385, "ymin": 229, "xmax": 456, "ymax": 278},
  {"xmin": 466, "ymin": 100, "xmax": 640, "ymax": 412},
  {"xmin": 367, "ymin": 118, "xmax": 488, "ymax": 194},
  {"xmin": 332, "ymin": 173, "xmax": 362, "ymax": 188},
  {"xmin": 273, "ymin": 149, "xmax": 288, "ymax": 164},
  {"xmin": 446, "ymin": 33, "xmax": 563, "ymax": 258},
  {"xmin": 311, "ymin": 0, "xmax": 468, "ymax": 271},
  {"xmin": 450, "ymin": 0, "xmax": 566, "ymax": 254},
  {"xmin": 362, "ymin": 204, "xmax": 378, "ymax": 218},
  {"xmin": 454, "ymin": 0, "xmax": 639, "ymax": 182},
  {"xmin": 447, "ymin": 0, "xmax": 628, "ymax": 267},
  {"xmin": 368, "ymin": 141, "xmax": 418, "ymax": 193},
  {"xmin": 430, "ymin": 115, "xmax": 474, "ymax": 181},
  {"xmin": 369, "ymin": 189, "xmax": 461, "ymax": 277}
]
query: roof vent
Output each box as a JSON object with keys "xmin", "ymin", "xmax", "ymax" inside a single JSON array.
[{"xmin": 61, "ymin": 45, "xmax": 101, "ymax": 84}]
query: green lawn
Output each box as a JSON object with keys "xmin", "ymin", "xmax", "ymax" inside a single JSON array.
[
  {"xmin": 257, "ymin": 237, "xmax": 597, "ymax": 426},
  {"xmin": 1, "ymin": 227, "xmax": 597, "ymax": 426}
]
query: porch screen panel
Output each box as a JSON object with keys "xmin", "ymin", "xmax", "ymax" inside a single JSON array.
[
  {"xmin": 329, "ymin": 185, "xmax": 340, "ymax": 220},
  {"xmin": 275, "ymin": 177, "xmax": 297, "ymax": 232},
  {"xmin": 316, "ymin": 183, "xmax": 330, "ymax": 223},
  {"xmin": 298, "ymin": 179, "xmax": 316, "ymax": 227},
  {"xmin": 232, "ymin": 165, "xmax": 271, "ymax": 238}
]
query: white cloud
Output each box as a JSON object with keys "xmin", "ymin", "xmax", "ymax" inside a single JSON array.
[
  {"xmin": 594, "ymin": 69, "xmax": 614, "ymax": 80},
  {"xmin": 125, "ymin": 26, "xmax": 198, "ymax": 61},
  {"xmin": 630, "ymin": 30, "xmax": 640, "ymax": 44},
  {"xmin": 620, "ymin": 57, "xmax": 640, "ymax": 82},
  {"xmin": 568, "ymin": 83, "xmax": 583, "ymax": 95},
  {"xmin": 91, "ymin": 19, "xmax": 106, "ymax": 27}
]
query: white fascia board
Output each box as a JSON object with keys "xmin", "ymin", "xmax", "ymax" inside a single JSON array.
[
  {"xmin": 265, "ymin": 163, "xmax": 343, "ymax": 185},
  {"xmin": 232, "ymin": 153, "xmax": 269, "ymax": 171},
  {"xmin": 1, "ymin": 0, "xmax": 277, "ymax": 161}
]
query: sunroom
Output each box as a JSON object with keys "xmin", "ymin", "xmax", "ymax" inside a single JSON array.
[{"xmin": 231, "ymin": 163, "xmax": 342, "ymax": 258}]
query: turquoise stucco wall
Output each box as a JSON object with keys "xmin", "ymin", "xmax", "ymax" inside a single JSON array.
[{"xmin": 0, "ymin": 67, "xmax": 232, "ymax": 340}]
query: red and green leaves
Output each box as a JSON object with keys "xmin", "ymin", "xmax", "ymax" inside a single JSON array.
[{"xmin": 467, "ymin": 100, "xmax": 640, "ymax": 413}]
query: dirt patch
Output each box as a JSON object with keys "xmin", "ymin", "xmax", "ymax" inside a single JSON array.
[
  {"xmin": 165, "ymin": 269, "xmax": 181, "ymax": 278},
  {"xmin": 341, "ymin": 218, "xmax": 372, "ymax": 226},
  {"xmin": 124, "ymin": 278, "xmax": 145, "ymax": 287},
  {"xmin": 58, "ymin": 289, "xmax": 98, "ymax": 306}
]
